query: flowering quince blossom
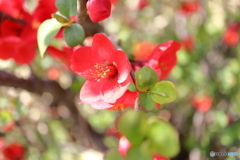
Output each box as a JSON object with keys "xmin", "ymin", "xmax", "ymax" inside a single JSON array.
[
  {"xmin": 3, "ymin": 143, "xmax": 25, "ymax": 160},
  {"xmin": 118, "ymin": 136, "xmax": 131, "ymax": 156},
  {"xmin": 179, "ymin": 1, "xmax": 200, "ymax": 16},
  {"xmin": 191, "ymin": 95, "xmax": 212, "ymax": 113},
  {"xmin": 153, "ymin": 153, "xmax": 170, "ymax": 160},
  {"xmin": 139, "ymin": 0, "xmax": 149, "ymax": 10},
  {"xmin": 87, "ymin": 0, "xmax": 111, "ymax": 22},
  {"xmin": 0, "ymin": 0, "xmax": 57, "ymax": 64},
  {"xmin": 223, "ymin": 22, "xmax": 240, "ymax": 47},
  {"xmin": 133, "ymin": 41, "xmax": 155, "ymax": 61},
  {"xmin": 71, "ymin": 33, "xmax": 132, "ymax": 109},
  {"xmin": 145, "ymin": 41, "xmax": 182, "ymax": 79}
]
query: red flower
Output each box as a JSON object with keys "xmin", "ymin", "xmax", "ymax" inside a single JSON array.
[
  {"xmin": 33, "ymin": 0, "xmax": 57, "ymax": 24},
  {"xmin": 191, "ymin": 95, "xmax": 212, "ymax": 113},
  {"xmin": 118, "ymin": 136, "xmax": 131, "ymax": 157},
  {"xmin": 139, "ymin": 0, "xmax": 149, "ymax": 10},
  {"xmin": 146, "ymin": 41, "xmax": 182, "ymax": 79},
  {"xmin": 110, "ymin": 0, "xmax": 120, "ymax": 5},
  {"xmin": 71, "ymin": 33, "xmax": 131, "ymax": 109},
  {"xmin": 182, "ymin": 36, "xmax": 194, "ymax": 52},
  {"xmin": 179, "ymin": 1, "xmax": 200, "ymax": 16},
  {"xmin": 153, "ymin": 153, "xmax": 170, "ymax": 160},
  {"xmin": 2, "ymin": 121, "xmax": 15, "ymax": 132},
  {"xmin": 223, "ymin": 29, "xmax": 239, "ymax": 46},
  {"xmin": 133, "ymin": 41, "xmax": 155, "ymax": 61},
  {"xmin": 3, "ymin": 143, "xmax": 25, "ymax": 160},
  {"xmin": 87, "ymin": 0, "xmax": 111, "ymax": 22}
]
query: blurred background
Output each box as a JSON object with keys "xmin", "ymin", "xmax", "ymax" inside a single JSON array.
[{"xmin": 0, "ymin": 0, "xmax": 240, "ymax": 159}]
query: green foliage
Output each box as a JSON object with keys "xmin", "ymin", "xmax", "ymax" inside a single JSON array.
[
  {"xmin": 126, "ymin": 146, "xmax": 152, "ymax": 160},
  {"xmin": 117, "ymin": 110, "xmax": 147, "ymax": 145},
  {"xmin": 63, "ymin": 23, "xmax": 85, "ymax": 47},
  {"xmin": 37, "ymin": 19, "xmax": 63, "ymax": 58},
  {"xmin": 135, "ymin": 66, "xmax": 158, "ymax": 92},
  {"xmin": 150, "ymin": 81, "xmax": 177, "ymax": 104},
  {"xmin": 139, "ymin": 92, "xmax": 156, "ymax": 110},
  {"xmin": 51, "ymin": 13, "xmax": 69, "ymax": 24},
  {"xmin": 104, "ymin": 148, "xmax": 125, "ymax": 160},
  {"xmin": 55, "ymin": 0, "xmax": 77, "ymax": 17}
]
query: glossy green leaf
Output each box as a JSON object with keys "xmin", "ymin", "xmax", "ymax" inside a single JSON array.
[
  {"xmin": 117, "ymin": 110, "xmax": 147, "ymax": 145},
  {"xmin": 64, "ymin": 23, "xmax": 85, "ymax": 47},
  {"xmin": 147, "ymin": 117, "xmax": 180, "ymax": 158},
  {"xmin": 51, "ymin": 13, "xmax": 69, "ymax": 24},
  {"xmin": 104, "ymin": 148, "xmax": 124, "ymax": 160},
  {"xmin": 150, "ymin": 81, "xmax": 177, "ymax": 104},
  {"xmin": 56, "ymin": 0, "xmax": 77, "ymax": 17},
  {"xmin": 135, "ymin": 66, "xmax": 159, "ymax": 92},
  {"xmin": 126, "ymin": 146, "xmax": 152, "ymax": 160},
  {"xmin": 139, "ymin": 92, "xmax": 155, "ymax": 111},
  {"xmin": 37, "ymin": 19, "xmax": 63, "ymax": 58}
]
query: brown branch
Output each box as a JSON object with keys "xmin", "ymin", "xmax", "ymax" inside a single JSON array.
[
  {"xmin": 0, "ymin": 70, "xmax": 107, "ymax": 151},
  {"xmin": 77, "ymin": 0, "xmax": 88, "ymax": 25}
]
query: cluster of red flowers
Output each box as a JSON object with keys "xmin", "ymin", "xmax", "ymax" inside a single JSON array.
[
  {"xmin": 0, "ymin": 0, "xmax": 56, "ymax": 64},
  {"xmin": 70, "ymin": 33, "xmax": 181, "ymax": 110},
  {"xmin": 0, "ymin": 139, "xmax": 25, "ymax": 160}
]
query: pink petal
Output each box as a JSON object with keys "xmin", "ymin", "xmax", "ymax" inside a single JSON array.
[
  {"xmin": 92, "ymin": 33, "xmax": 116, "ymax": 61},
  {"xmin": 80, "ymin": 80, "xmax": 113, "ymax": 109},
  {"xmin": 100, "ymin": 77, "xmax": 130, "ymax": 103}
]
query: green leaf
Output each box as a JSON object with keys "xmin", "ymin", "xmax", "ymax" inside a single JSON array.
[
  {"xmin": 56, "ymin": 0, "xmax": 77, "ymax": 17},
  {"xmin": 104, "ymin": 148, "xmax": 124, "ymax": 160},
  {"xmin": 150, "ymin": 81, "xmax": 177, "ymax": 104},
  {"xmin": 126, "ymin": 146, "xmax": 152, "ymax": 160},
  {"xmin": 64, "ymin": 23, "xmax": 85, "ymax": 47},
  {"xmin": 51, "ymin": 13, "xmax": 69, "ymax": 24},
  {"xmin": 139, "ymin": 92, "xmax": 155, "ymax": 111},
  {"xmin": 135, "ymin": 66, "xmax": 158, "ymax": 92},
  {"xmin": 117, "ymin": 110, "xmax": 147, "ymax": 145},
  {"xmin": 147, "ymin": 117, "xmax": 180, "ymax": 158},
  {"xmin": 37, "ymin": 19, "xmax": 63, "ymax": 58}
]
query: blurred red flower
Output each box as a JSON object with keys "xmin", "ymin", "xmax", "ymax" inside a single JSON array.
[
  {"xmin": 223, "ymin": 23, "xmax": 240, "ymax": 47},
  {"xmin": 191, "ymin": 95, "xmax": 212, "ymax": 113},
  {"xmin": 146, "ymin": 41, "xmax": 182, "ymax": 79},
  {"xmin": 133, "ymin": 41, "xmax": 155, "ymax": 61},
  {"xmin": 3, "ymin": 143, "xmax": 25, "ymax": 160},
  {"xmin": 153, "ymin": 153, "xmax": 170, "ymax": 160},
  {"xmin": 2, "ymin": 122, "xmax": 15, "ymax": 132},
  {"xmin": 118, "ymin": 136, "xmax": 131, "ymax": 157},
  {"xmin": 87, "ymin": 0, "xmax": 111, "ymax": 22},
  {"xmin": 71, "ymin": 33, "xmax": 131, "ymax": 109},
  {"xmin": 179, "ymin": 1, "xmax": 200, "ymax": 16},
  {"xmin": 139, "ymin": 0, "xmax": 149, "ymax": 10},
  {"xmin": 182, "ymin": 36, "xmax": 194, "ymax": 52}
]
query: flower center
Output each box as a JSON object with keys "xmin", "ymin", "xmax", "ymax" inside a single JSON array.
[{"xmin": 89, "ymin": 63, "xmax": 118, "ymax": 82}]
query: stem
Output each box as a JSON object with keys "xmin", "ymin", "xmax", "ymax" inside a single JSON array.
[
  {"xmin": 77, "ymin": 0, "xmax": 88, "ymax": 25},
  {"xmin": 134, "ymin": 97, "xmax": 139, "ymax": 110}
]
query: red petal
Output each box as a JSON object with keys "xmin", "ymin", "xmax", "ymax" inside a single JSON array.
[
  {"xmin": 92, "ymin": 33, "xmax": 116, "ymax": 61},
  {"xmin": 87, "ymin": 0, "xmax": 111, "ymax": 22},
  {"xmin": 100, "ymin": 77, "xmax": 130, "ymax": 103},
  {"xmin": 110, "ymin": 50, "xmax": 131, "ymax": 83},
  {"xmin": 0, "ymin": 37, "xmax": 21, "ymax": 60},
  {"xmin": 147, "ymin": 41, "xmax": 181, "ymax": 79},
  {"xmin": 153, "ymin": 153, "xmax": 170, "ymax": 160},
  {"xmin": 70, "ymin": 47, "xmax": 100, "ymax": 78},
  {"xmin": 14, "ymin": 42, "xmax": 36, "ymax": 64},
  {"xmin": 118, "ymin": 136, "xmax": 131, "ymax": 156},
  {"xmin": 80, "ymin": 80, "xmax": 114, "ymax": 109}
]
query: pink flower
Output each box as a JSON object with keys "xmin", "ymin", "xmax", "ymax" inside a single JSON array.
[
  {"xmin": 118, "ymin": 136, "xmax": 131, "ymax": 157},
  {"xmin": 87, "ymin": 0, "xmax": 111, "ymax": 22},
  {"xmin": 71, "ymin": 33, "xmax": 131, "ymax": 109}
]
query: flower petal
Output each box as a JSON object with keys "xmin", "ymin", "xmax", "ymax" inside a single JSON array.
[
  {"xmin": 100, "ymin": 77, "xmax": 130, "ymax": 103},
  {"xmin": 80, "ymin": 80, "xmax": 113, "ymax": 109},
  {"xmin": 70, "ymin": 46, "xmax": 100, "ymax": 78},
  {"xmin": 110, "ymin": 50, "xmax": 131, "ymax": 83},
  {"xmin": 147, "ymin": 41, "xmax": 181, "ymax": 79},
  {"xmin": 92, "ymin": 33, "xmax": 116, "ymax": 61}
]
